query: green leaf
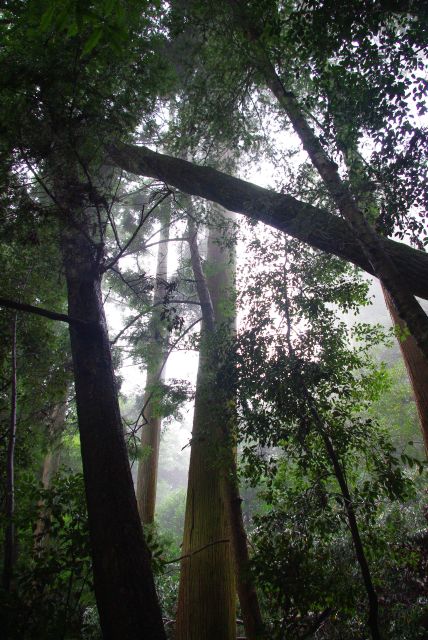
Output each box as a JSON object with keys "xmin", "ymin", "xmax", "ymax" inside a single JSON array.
[
  {"xmin": 67, "ymin": 20, "xmax": 79, "ymax": 37},
  {"xmin": 82, "ymin": 27, "xmax": 103, "ymax": 56},
  {"xmin": 40, "ymin": 4, "xmax": 56, "ymax": 32}
]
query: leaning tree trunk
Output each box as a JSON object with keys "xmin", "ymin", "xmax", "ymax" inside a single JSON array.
[
  {"xmin": 331, "ymin": 117, "xmax": 428, "ymax": 457},
  {"xmin": 55, "ymin": 170, "xmax": 165, "ymax": 640},
  {"xmin": 383, "ymin": 286, "xmax": 428, "ymax": 455},
  {"xmin": 175, "ymin": 212, "xmax": 236, "ymax": 640},
  {"xmin": 137, "ymin": 205, "xmax": 170, "ymax": 524},
  {"xmin": 108, "ymin": 142, "xmax": 428, "ymax": 301},
  {"xmin": 228, "ymin": 5, "xmax": 428, "ymax": 361},
  {"xmin": 222, "ymin": 451, "xmax": 265, "ymax": 639},
  {"xmin": 3, "ymin": 313, "xmax": 17, "ymax": 592}
]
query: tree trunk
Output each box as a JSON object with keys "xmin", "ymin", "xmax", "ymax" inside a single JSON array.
[
  {"xmin": 34, "ymin": 396, "xmax": 67, "ymax": 549},
  {"xmin": 108, "ymin": 143, "xmax": 428, "ymax": 301},
  {"xmin": 175, "ymin": 213, "xmax": 236, "ymax": 640},
  {"xmin": 222, "ymin": 452, "xmax": 265, "ymax": 640},
  {"xmin": 56, "ymin": 172, "xmax": 166, "ymax": 639},
  {"xmin": 383, "ymin": 286, "xmax": 428, "ymax": 455},
  {"xmin": 137, "ymin": 206, "xmax": 170, "ymax": 524},
  {"xmin": 323, "ymin": 431, "xmax": 381, "ymax": 640},
  {"xmin": 3, "ymin": 313, "xmax": 17, "ymax": 592},
  {"xmin": 297, "ymin": 380, "xmax": 382, "ymax": 640},
  {"xmin": 206, "ymin": 207, "xmax": 265, "ymax": 639}
]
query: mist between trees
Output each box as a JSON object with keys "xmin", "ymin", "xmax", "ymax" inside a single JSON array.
[{"xmin": 1, "ymin": 2, "xmax": 428, "ymax": 640}]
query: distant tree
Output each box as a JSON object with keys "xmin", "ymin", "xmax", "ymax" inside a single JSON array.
[{"xmin": 136, "ymin": 203, "xmax": 171, "ymax": 525}]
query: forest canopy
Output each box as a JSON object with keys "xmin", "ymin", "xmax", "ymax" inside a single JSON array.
[{"xmin": 0, "ymin": 1, "xmax": 428, "ymax": 639}]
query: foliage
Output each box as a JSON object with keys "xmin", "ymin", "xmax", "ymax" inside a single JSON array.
[
  {"xmin": 0, "ymin": 471, "xmax": 94, "ymax": 640},
  {"xmin": 1, "ymin": 2, "xmax": 427, "ymax": 637},
  {"xmin": 232, "ymin": 227, "xmax": 427, "ymax": 637}
]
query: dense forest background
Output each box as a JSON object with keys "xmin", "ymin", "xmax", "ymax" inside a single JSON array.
[{"xmin": 1, "ymin": 1, "xmax": 428, "ymax": 639}]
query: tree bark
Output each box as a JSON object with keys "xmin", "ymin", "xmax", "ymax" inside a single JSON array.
[
  {"xmin": 107, "ymin": 142, "xmax": 428, "ymax": 301},
  {"xmin": 3, "ymin": 313, "xmax": 17, "ymax": 592},
  {"xmin": 207, "ymin": 207, "xmax": 265, "ymax": 639},
  {"xmin": 137, "ymin": 205, "xmax": 170, "ymax": 524},
  {"xmin": 383, "ymin": 286, "xmax": 428, "ymax": 455},
  {"xmin": 56, "ymin": 173, "xmax": 166, "ymax": 640},
  {"xmin": 175, "ymin": 213, "xmax": 236, "ymax": 640},
  {"xmin": 322, "ymin": 432, "xmax": 381, "ymax": 640},
  {"xmin": 177, "ymin": 206, "xmax": 264, "ymax": 639}
]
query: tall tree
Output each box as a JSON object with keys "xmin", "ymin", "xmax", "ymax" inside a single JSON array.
[
  {"xmin": 137, "ymin": 203, "xmax": 171, "ymax": 524},
  {"xmin": 0, "ymin": 3, "xmax": 173, "ymax": 636},
  {"xmin": 176, "ymin": 209, "xmax": 236, "ymax": 640}
]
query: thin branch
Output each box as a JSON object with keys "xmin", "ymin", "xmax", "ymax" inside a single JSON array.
[
  {"xmin": 111, "ymin": 299, "xmax": 200, "ymax": 346},
  {"xmin": 143, "ymin": 236, "xmax": 190, "ymax": 250},
  {"xmin": 110, "ymin": 309, "xmax": 147, "ymax": 345},
  {"xmin": 103, "ymin": 191, "xmax": 172, "ymax": 272}
]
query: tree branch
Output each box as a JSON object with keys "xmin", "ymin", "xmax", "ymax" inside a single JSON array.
[{"xmin": 0, "ymin": 297, "xmax": 86, "ymax": 326}]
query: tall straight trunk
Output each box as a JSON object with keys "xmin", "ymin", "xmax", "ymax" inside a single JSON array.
[
  {"xmin": 228, "ymin": 6, "xmax": 428, "ymax": 361},
  {"xmin": 383, "ymin": 286, "xmax": 428, "ymax": 454},
  {"xmin": 55, "ymin": 169, "xmax": 166, "ymax": 640},
  {"xmin": 206, "ymin": 208, "xmax": 264, "ymax": 639},
  {"xmin": 175, "ymin": 213, "xmax": 236, "ymax": 640},
  {"xmin": 3, "ymin": 313, "xmax": 17, "ymax": 592},
  {"xmin": 177, "ymin": 207, "xmax": 264, "ymax": 639},
  {"xmin": 137, "ymin": 206, "xmax": 170, "ymax": 524}
]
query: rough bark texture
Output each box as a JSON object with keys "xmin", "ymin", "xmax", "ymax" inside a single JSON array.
[
  {"xmin": 175, "ymin": 214, "xmax": 236, "ymax": 640},
  {"xmin": 222, "ymin": 453, "xmax": 265, "ymax": 640},
  {"xmin": 107, "ymin": 142, "xmax": 428, "ymax": 301},
  {"xmin": 383, "ymin": 286, "xmax": 428, "ymax": 455},
  {"xmin": 137, "ymin": 207, "xmax": 170, "ymax": 524},
  {"xmin": 207, "ymin": 208, "xmax": 264, "ymax": 639},
  {"xmin": 57, "ymin": 179, "xmax": 166, "ymax": 639},
  {"xmin": 3, "ymin": 314, "xmax": 17, "ymax": 592}
]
